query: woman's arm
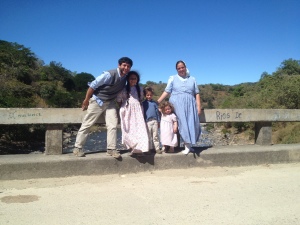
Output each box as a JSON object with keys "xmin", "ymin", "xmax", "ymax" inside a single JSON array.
[
  {"xmin": 173, "ymin": 121, "xmax": 178, "ymax": 133},
  {"xmin": 158, "ymin": 76, "xmax": 173, "ymax": 104},
  {"xmin": 157, "ymin": 91, "xmax": 169, "ymax": 104},
  {"xmin": 195, "ymin": 93, "xmax": 201, "ymax": 115}
]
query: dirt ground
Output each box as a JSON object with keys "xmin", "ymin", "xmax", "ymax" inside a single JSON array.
[{"xmin": 1, "ymin": 163, "xmax": 300, "ymax": 225}]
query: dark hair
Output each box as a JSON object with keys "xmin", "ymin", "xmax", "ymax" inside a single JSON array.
[
  {"xmin": 119, "ymin": 57, "xmax": 133, "ymax": 67},
  {"xmin": 159, "ymin": 101, "xmax": 175, "ymax": 115},
  {"xmin": 126, "ymin": 71, "xmax": 141, "ymax": 100},
  {"xmin": 143, "ymin": 86, "xmax": 154, "ymax": 96},
  {"xmin": 175, "ymin": 60, "xmax": 186, "ymax": 69}
]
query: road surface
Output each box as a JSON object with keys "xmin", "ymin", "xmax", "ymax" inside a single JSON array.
[{"xmin": 1, "ymin": 163, "xmax": 300, "ymax": 225}]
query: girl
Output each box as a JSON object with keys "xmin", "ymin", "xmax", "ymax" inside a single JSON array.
[
  {"xmin": 117, "ymin": 71, "xmax": 149, "ymax": 156},
  {"xmin": 159, "ymin": 102, "xmax": 178, "ymax": 153}
]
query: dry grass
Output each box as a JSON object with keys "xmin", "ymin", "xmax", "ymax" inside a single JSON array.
[{"xmin": 273, "ymin": 122, "xmax": 300, "ymax": 144}]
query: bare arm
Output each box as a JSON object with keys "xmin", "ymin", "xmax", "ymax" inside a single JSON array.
[
  {"xmin": 82, "ymin": 87, "xmax": 95, "ymax": 111},
  {"xmin": 195, "ymin": 93, "xmax": 201, "ymax": 115},
  {"xmin": 173, "ymin": 121, "xmax": 178, "ymax": 133},
  {"xmin": 157, "ymin": 91, "xmax": 169, "ymax": 104}
]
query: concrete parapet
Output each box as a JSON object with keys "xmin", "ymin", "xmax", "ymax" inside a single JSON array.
[
  {"xmin": 2, "ymin": 108, "xmax": 300, "ymax": 125},
  {"xmin": 1, "ymin": 144, "xmax": 299, "ymax": 180},
  {"xmin": 2, "ymin": 108, "xmax": 300, "ymax": 154}
]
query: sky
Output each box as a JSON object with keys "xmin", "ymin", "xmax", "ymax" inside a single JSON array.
[{"xmin": 1, "ymin": 0, "xmax": 299, "ymax": 85}]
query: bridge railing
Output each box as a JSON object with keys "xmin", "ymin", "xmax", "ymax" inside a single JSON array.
[{"xmin": 1, "ymin": 108, "xmax": 300, "ymax": 155}]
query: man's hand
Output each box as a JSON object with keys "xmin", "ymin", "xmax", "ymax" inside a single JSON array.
[{"xmin": 82, "ymin": 99, "xmax": 89, "ymax": 111}]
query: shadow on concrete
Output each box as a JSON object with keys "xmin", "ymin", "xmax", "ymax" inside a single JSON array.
[
  {"xmin": 192, "ymin": 147, "xmax": 211, "ymax": 158},
  {"xmin": 132, "ymin": 154, "xmax": 155, "ymax": 165},
  {"xmin": 119, "ymin": 149, "xmax": 130, "ymax": 155},
  {"xmin": 119, "ymin": 149, "xmax": 155, "ymax": 165},
  {"xmin": 65, "ymin": 146, "xmax": 211, "ymax": 164},
  {"xmin": 83, "ymin": 150, "xmax": 124, "ymax": 161}
]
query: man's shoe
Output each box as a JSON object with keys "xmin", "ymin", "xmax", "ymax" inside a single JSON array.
[
  {"xmin": 106, "ymin": 149, "xmax": 121, "ymax": 159},
  {"xmin": 106, "ymin": 149, "xmax": 112, "ymax": 156},
  {"xmin": 73, "ymin": 147, "xmax": 85, "ymax": 157},
  {"xmin": 156, "ymin": 149, "xmax": 162, "ymax": 154},
  {"xmin": 112, "ymin": 150, "xmax": 121, "ymax": 158}
]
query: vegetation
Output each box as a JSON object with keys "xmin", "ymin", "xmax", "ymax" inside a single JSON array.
[{"xmin": 0, "ymin": 40, "xmax": 300, "ymax": 153}]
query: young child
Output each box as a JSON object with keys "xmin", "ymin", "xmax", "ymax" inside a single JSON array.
[
  {"xmin": 142, "ymin": 86, "xmax": 162, "ymax": 154},
  {"xmin": 159, "ymin": 102, "xmax": 178, "ymax": 153},
  {"xmin": 117, "ymin": 71, "xmax": 149, "ymax": 156}
]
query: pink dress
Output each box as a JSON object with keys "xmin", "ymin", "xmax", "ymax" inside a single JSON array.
[
  {"xmin": 117, "ymin": 86, "xmax": 149, "ymax": 153},
  {"xmin": 160, "ymin": 113, "xmax": 178, "ymax": 147}
]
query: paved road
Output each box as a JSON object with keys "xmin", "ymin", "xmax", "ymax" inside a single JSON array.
[{"xmin": 1, "ymin": 163, "xmax": 300, "ymax": 225}]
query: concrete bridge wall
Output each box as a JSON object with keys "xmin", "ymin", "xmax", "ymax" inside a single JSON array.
[{"xmin": 1, "ymin": 108, "xmax": 300, "ymax": 154}]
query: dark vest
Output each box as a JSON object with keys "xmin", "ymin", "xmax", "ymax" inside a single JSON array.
[{"xmin": 93, "ymin": 69, "xmax": 126, "ymax": 102}]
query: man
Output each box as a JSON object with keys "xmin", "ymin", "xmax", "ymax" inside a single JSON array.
[{"xmin": 73, "ymin": 57, "xmax": 133, "ymax": 158}]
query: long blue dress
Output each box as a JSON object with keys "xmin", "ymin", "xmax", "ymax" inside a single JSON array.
[{"xmin": 165, "ymin": 74, "xmax": 201, "ymax": 145}]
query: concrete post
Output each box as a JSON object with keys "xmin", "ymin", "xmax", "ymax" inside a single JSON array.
[
  {"xmin": 45, "ymin": 124, "xmax": 64, "ymax": 155},
  {"xmin": 255, "ymin": 122, "xmax": 272, "ymax": 145}
]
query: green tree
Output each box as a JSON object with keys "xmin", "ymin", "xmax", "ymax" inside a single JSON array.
[
  {"xmin": 0, "ymin": 40, "xmax": 39, "ymax": 84},
  {"xmin": 73, "ymin": 72, "xmax": 94, "ymax": 91},
  {"xmin": 276, "ymin": 75, "xmax": 300, "ymax": 109},
  {"xmin": 0, "ymin": 80, "xmax": 35, "ymax": 107},
  {"xmin": 49, "ymin": 89, "xmax": 74, "ymax": 107},
  {"xmin": 40, "ymin": 61, "xmax": 75, "ymax": 91},
  {"xmin": 260, "ymin": 71, "xmax": 270, "ymax": 80},
  {"xmin": 275, "ymin": 58, "xmax": 300, "ymax": 76},
  {"xmin": 145, "ymin": 81, "xmax": 157, "ymax": 86},
  {"xmin": 233, "ymin": 86, "xmax": 245, "ymax": 97}
]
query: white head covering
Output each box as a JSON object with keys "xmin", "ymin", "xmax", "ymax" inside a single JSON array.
[
  {"xmin": 186, "ymin": 68, "xmax": 190, "ymax": 76},
  {"xmin": 181, "ymin": 60, "xmax": 189, "ymax": 76}
]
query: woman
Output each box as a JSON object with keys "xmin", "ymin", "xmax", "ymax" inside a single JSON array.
[
  {"xmin": 157, "ymin": 60, "xmax": 201, "ymax": 154},
  {"xmin": 117, "ymin": 71, "xmax": 149, "ymax": 156}
]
